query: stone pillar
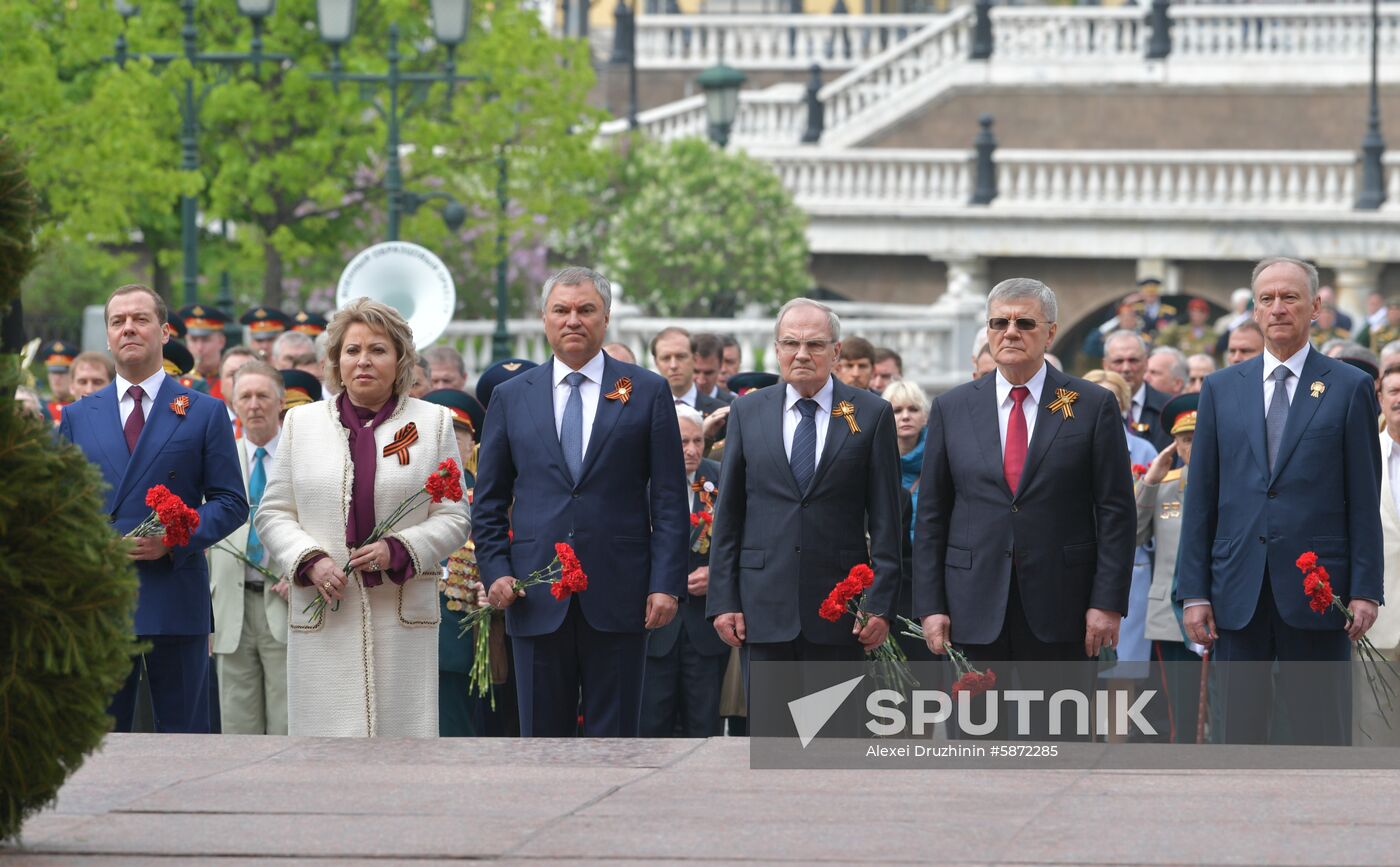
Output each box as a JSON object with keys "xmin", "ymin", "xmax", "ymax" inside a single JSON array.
[
  {"xmin": 943, "ymin": 255, "xmax": 989, "ymax": 301},
  {"xmin": 1324, "ymin": 259, "xmax": 1382, "ymax": 326}
]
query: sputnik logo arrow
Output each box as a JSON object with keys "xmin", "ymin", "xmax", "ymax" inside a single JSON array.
[{"xmin": 788, "ymin": 675, "xmax": 865, "ymax": 748}]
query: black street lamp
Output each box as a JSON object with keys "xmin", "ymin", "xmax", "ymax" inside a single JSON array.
[
  {"xmin": 492, "ymin": 148, "xmax": 511, "ymax": 362},
  {"xmin": 610, "ymin": 0, "xmax": 639, "ymax": 130},
  {"xmin": 313, "ymin": 0, "xmax": 473, "ymax": 241},
  {"xmin": 1357, "ymin": 0, "xmax": 1387, "ymax": 210},
  {"xmin": 110, "ymin": 0, "xmax": 288, "ymax": 308},
  {"xmin": 697, "ymin": 62, "xmax": 746, "ymax": 148}
]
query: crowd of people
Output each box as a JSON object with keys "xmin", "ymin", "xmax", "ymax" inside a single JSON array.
[{"xmin": 24, "ymin": 256, "xmax": 1396, "ymax": 745}]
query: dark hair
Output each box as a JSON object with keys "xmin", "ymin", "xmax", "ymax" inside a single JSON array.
[
  {"xmin": 874, "ymin": 346, "xmax": 903, "ymax": 372},
  {"xmin": 1233, "ymin": 319, "xmax": 1265, "ymax": 339},
  {"xmin": 840, "ymin": 336, "xmax": 876, "ymax": 364},
  {"xmin": 719, "ymin": 334, "xmax": 739, "ymax": 350},
  {"xmin": 692, "ymin": 332, "xmax": 724, "ymax": 361},
  {"xmin": 103, "ymin": 284, "xmax": 167, "ymax": 325},
  {"xmin": 650, "ymin": 326, "xmax": 693, "ymax": 359}
]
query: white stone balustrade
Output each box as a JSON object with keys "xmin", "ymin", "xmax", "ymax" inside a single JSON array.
[
  {"xmin": 635, "ymin": 14, "xmax": 934, "ymax": 70},
  {"xmin": 757, "ymin": 147, "xmax": 1394, "ymax": 214},
  {"xmin": 609, "ymin": 3, "xmax": 1400, "ymax": 148}
]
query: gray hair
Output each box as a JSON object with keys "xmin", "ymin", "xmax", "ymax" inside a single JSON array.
[
  {"xmin": 774, "ymin": 298, "xmax": 841, "ymax": 342},
  {"xmin": 1104, "ymin": 329, "xmax": 1149, "ymax": 358},
  {"xmin": 541, "ymin": 266, "xmax": 613, "ymax": 313},
  {"xmin": 231, "ymin": 359, "xmax": 286, "ymax": 400},
  {"xmin": 271, "ymin": 330, "xmax": 315, "ymax": 362},
  {"xmin": 422, "ymin": 345, "xmax": 467, "ymax": 376},
  {"xmin": 882, "ymin": 379, "xmax": 930, "ymax": 415},
  {"xmin": 1335, "ymin": 342, "xmax": 1378, "ymax": 368},
  {"xmin": 986, "ymin": 278, "xmax": 1058, "ymax": 324},
  {"xmin": 1382, "ymin": 340, "xmax": 1400, "ymax": 359},
  {"xmin": 1150, "ymin": 346, "xmax": 1189, "ymax": 386},
  {"xmin": 675, "ymin": 403, "xmax": 704, "ymax": 431},
  {"xmin": 1252, "ymin": 256, "xmax": 1319, "ymax": 298},
  {"xmin": 1231, "ymin": 287, "xmax": 1253, "ymax": 309},
  {"xmin": 1187, "ymin": 353, "xmax": 1217, "ymax": 373}
]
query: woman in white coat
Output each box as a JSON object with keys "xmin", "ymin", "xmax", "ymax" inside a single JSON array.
[{"xmin": 254, "ymin": 298, "xmax": 470, "ymax": 737}]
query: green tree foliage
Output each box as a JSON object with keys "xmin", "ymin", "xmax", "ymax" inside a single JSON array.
[
  {"xmin": 0, "ymin": 143, "xmax": 139, "ymax": 844},
  {"xmin": 601, "ymin": 138, "xmax": 810, "ymax": 318},
  {"xmin": 1, "ymin": 0, "xmax": 609, "ymax": 331}
]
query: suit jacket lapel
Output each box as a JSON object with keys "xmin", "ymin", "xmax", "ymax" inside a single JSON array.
[
  {"xmin": 523, "ymin": 361, "xmax": 572, "ymax": 485},
  {"xmin": 1017, "ymin": 366, "xmax": 1067, "ymax": 498},
  {"xmin": 578, "ymin": 355, "xmax": 626, "ymax": 485},
  {"xmin": 967, "ymin": 375, "xmax": 1011, "ymax": 500},
  {"xmin": 114, "ymin": 377, "xmax": 187, "ymax": 506},
  {"xmin": 1236, "ymin": 358, "xmax": 1269, "ymax": 480},
  {"xmin": 807, "ymin": 378, "xmax": 852, "ymax": 495},
  {"xmin": 760, "ymin": 385, "xmax": 805, "ymax": 500},
  {"xmin": 1270, "ymin": 351, "xmax": 1329, "ymax": 483},
  {"xmin": 89, "ymin": 385, "xmax": 128, "ymax": 489}
]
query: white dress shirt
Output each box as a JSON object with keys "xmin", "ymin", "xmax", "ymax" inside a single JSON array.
[
  {"xmin": 552, "ymin": 352, "xmax": 606, "ymax": 459},
  {"xmin": 782, "ymin": 377, "xmax": 835, "ymax": 463},
  {"xmin": 674, "ymin": 382, "xmax": 698, "ymax": 408},
  {"xmin": 114, "ymin": 369, "xmax": 168, "ymax": 428},
  {"xmin": 1261, "ymin": 342, "xmax": 1310, "ymax": 414},
  {"xmin": 994, "ymin": 364, "xmax": 1048, "ymax": 458},
  {"xmin": 1387, "ymin": 435, "xmax": 1400, "ymax": 518}
]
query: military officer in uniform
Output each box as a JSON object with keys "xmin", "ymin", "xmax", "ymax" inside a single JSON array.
[
  {"xmin": 176, "ymin": 305, "xmax": 233, "ymax": 400},
  {"xmin": 290, "ymin": 310, "xmax": 328, "ymax": 337},
  {"xmin": 1159, "ymin": 299, "xmax": 1218, "ymax": 357},
  {"xmin": 1368, "ymin": 297, "xmax": 1400, "ymax": 355},
  {"xmin": 38, "ymin": 340, "xmax": 77, "ymax": 424},
  {"xmin": 240, "ymin": 307, "xmax": 293, "ymax": 361},
  {"xmin": 1311, "ymin": 305, "xmax": 1351, "ymax": 349},
  {"xmin": 1135, "ymin": 393, "xmax": 1203, "ymax": 742},
  {"xmin": 425, "ymin": 388, "xmax": 490, "ymax": 736}
]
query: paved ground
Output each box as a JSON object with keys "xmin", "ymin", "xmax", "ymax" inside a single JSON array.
[{"xmin": 7, "ymin": 734, "xmax": 1400, "ymax": 864}]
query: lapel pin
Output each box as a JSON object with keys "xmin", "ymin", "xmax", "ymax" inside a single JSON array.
[
  {"xmin": 169, "ymin": 395, "xmax": 189, "ymax": 417},
  {"xmin": 1310, "ymin": 381, "xmax": 1325, "ymax": 398},
  {"xmin": 383, "ymin": 422, "xmax": 419, "ymax": 466}
]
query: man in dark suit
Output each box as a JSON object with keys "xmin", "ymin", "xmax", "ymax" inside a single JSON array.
[
  {"xmin": 692, "ymin": 332, "xmax": 736, "ymax": 405},
  {"xmin": 59, "ymin": 284, "xmax": 247, "ymax": 733},
  {"xmin": 1103, "ymin": 329, "xmax": 1173, "ymax": 450},
  {"xmin": 473, "ymin": 267, "xmax": 689, "ymax": 737},
  {"xmin": 913, "ymin": 278, "xmax": 1135, "ymax": 738},
  {"xmin": 1179, "ymin": 256, "xmax": 1383, "ymax": 745},
  {"xmin": 640, "ymin": 405, "xmax": 730, "ymax": 736},
  {"xmin": 708, "ymin": 298, "xmax": 902, "ymax": 666}
]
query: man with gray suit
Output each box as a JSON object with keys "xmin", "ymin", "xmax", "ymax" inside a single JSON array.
[
  {"xmin": 209, "ymin": 360, "xmax": 290, "ymax": 734},
  {"xmin": 707, "ymin": 298, "xmax": 902, "ymax": 665},
  {"xmin": 641, "ymin": 405, "xmax": 731, "ymax": 736},
  {"xmin": 914, "ymin": 278, "xmax": 1135, "ymax": 738}
]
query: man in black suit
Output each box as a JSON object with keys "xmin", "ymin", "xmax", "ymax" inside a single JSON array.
[
  {"xmin": 692, "ymin": 333, "xmax": 736, "ymax": 405},
  {"xmin": 1103, "ymin": 329, "xmax": 1172, "ymax": 450},
  {"xmin": 914, "ymin": 278, "xmax": 1136, "ymax": 738},
  {"xmin": 708, "ymin": 298, "xmax": 902, "ymax": 664},
  {"xmin": 640, "ymin": 405, "xmax": 731, "ymax": 736}
]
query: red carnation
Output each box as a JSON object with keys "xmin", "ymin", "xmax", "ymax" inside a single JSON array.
[
  {"xmin": 690, "ymin": 513, "xmax": 701, "ymax": 528},
  {"xmin": 550, "ymin": 542, "xmax": 588, "ymax": 600},
  {"xmin": 425, "ymin": 458, "xmax": 464, "ymax": 503},
  {"xmin": 1309, "ymin": 582, "xmax": 1335, "ymax": 614},
  {"xmin": 819, "ymin": 597, "xmax": 847, "ymax": 622},
  {"xmin": 1131, "ymin": 463, "xmax": 1149, "ymax": 479},
  {"xmin": 131, "ymin": 484, "xmax": 200, "ymax": 548},
  {"xmin": 848, "ymin": 564, "xmax": 875, "ymax": 591},
  {"xmin": 1296, "ymin": 552, "xmax": 1318, "ymax": 573}
]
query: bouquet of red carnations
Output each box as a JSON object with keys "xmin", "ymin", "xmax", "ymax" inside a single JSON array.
[
  {"xmin": 897, "ymin": 616, "xmax": 997, "ymax": 700},
  {"xmin": 820, "ymin": 563, "xmax": 916, "ymax": 691},
  {"xmin": 125, "ymin": 485, "xmax": 200, "ymax": 548}
]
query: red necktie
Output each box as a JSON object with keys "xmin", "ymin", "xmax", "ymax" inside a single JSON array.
[
  {"xmin": 124, "ymin": 385, "xmax": 146, "ymax": 454},
  {"xmin": 1004, "ymin": 385, "xmax": 1029, "ymax": 494}
]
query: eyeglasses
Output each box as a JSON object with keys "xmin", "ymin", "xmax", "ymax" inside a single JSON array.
[
  {"xmin": 987, "ymin": 317, "xmax": 1046, "ymax": 332},
  {"xmin": 775, "ymin": 339, "xmax": 832, "ymax": 356}
]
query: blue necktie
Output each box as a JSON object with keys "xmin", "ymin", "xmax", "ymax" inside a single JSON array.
[
  {"xmin": 245, "ymin": 446, "xmax": 267, "ymax": 564},
  {"xmin": 561, "ymin": 372, "xmax": 585, "ymax": 483},
  {"xmin": 791, "ymin": 398, "xmax": 818, "ymax": 494},
  {"xmin": 1266, "ymin": 366, "xmax": 1292, "ymax": 473}
]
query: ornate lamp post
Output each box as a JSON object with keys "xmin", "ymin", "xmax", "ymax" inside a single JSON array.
[
  {"xmin": 1356, "ymin": 0, "xmax": 1387, "ymax": 210},
  {"xmin": 110, "ymin": 0, "xmax": 287, "ymax": 308},
  {"xmin": 313, "ymin": 0, "xmax": 474, "ymax": 240},
  {"xmin": 697, "ymin": 62, "xmax": 746, "ymax": 148}
]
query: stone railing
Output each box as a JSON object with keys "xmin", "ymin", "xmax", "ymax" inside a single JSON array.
[
  {"xmin": 1171, "ymin": 3, "xmax": 1400, "ymax": 60},
  {"xmin": 990, "ymin": 6, "xmax": 1147, "ymax": 61},
  {"xmin": 440, "ymin": 299, "xmax": 985, "ymax": 393},
  {"xmin": 607, "ymin": 3, "xmax": 1400, "ymax": 147},
  {"xmin": 634, "ymin": 14, "xmax": 936, "ymax": 70},
  {"xmin": 756, "ymin": 147, "xmax": 1400, "ymax": 213}
]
